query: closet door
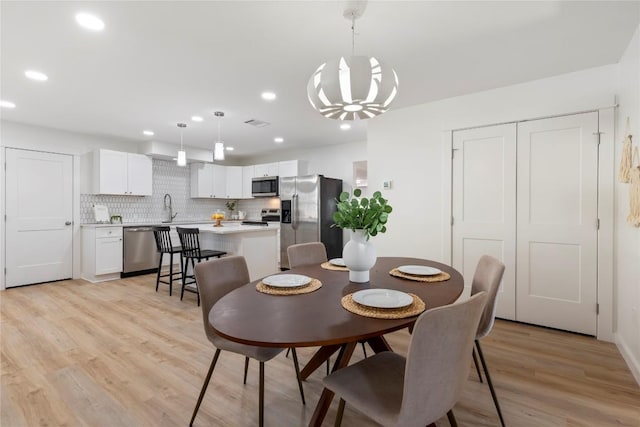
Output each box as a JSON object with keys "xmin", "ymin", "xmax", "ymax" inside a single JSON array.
[
  {"xmin": 516, "ymin": 112, "xmax": 598, "ymax": 335},
  {"xmin": 452, "ymin": 124, "xmax": 517, "ymax": 319}
]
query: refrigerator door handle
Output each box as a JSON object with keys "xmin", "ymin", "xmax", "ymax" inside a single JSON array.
[{"xmin": 292, "ymin": 193, "xmax": 298, "ymax": 230}]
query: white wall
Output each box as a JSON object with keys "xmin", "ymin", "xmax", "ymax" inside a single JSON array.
[{"xmin": 614, "ymin": 25, "xmax": 640, "ymax": 384}]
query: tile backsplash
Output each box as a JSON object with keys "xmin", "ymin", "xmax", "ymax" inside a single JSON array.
[{"xmin": 80, "ymin": 159, "xmax": 270, "ymax": 224}]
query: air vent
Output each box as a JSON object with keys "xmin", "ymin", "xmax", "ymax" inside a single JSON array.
[{"xmin": 244, "ymin": 118, "xmax": 271, "ymax": 128}]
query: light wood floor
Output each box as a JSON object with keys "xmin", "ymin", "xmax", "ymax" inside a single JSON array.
[{"xmin": 1, "ymin": 275, "xmax": 639, "ymax": 427}]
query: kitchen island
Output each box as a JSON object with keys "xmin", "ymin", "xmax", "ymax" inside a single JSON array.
[
  {"xmin": 175, "ymin": 223, "xmax": 279, "ymax": 281},
  {"xmin": 81, "ymin": 222, "xmax": 279, "ymax": 283}
]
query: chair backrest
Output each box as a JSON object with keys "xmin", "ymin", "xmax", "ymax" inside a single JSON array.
[
  {"xmin": 470, "ymin": 255, "xmax": 506, "ymax": 339},
  {"xmin": 287, "ymin": 242, "xmax": 328, "ymax": 268},
  {"xmin": 152, "ymin": 226, "xmax": 173, "ymax": 253},
  {"xmin": 194, "ymin": 256, "xmax": 250, "ymax": 344},
  {"xmin": 176, "ymin": 227, "xmax": 201, "ymax": 258},
  {"xmin": 397, "ymin": 292, "xmax": 487, "ymax": 427}
]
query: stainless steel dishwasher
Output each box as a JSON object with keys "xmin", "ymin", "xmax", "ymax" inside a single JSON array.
[{"xmin": 122, "ymin": 226, "xmax": 161, "ymax": 277}]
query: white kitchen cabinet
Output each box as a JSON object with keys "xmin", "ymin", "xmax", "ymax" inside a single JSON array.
[
  {"xmin": 81, "ymin": 226, "xmax": 123, "ymax": 282},
  {"xmin": 91, "ymin": 149, "xmax": 152, "ymax": 196},
  {"xmin": 253, "ymin": 162, "xmax": 279, "ymax": 177},
  {"xmin": 278, "ymin": 160, "xmax": 307, "ymax": 178},
  {"xmin": 212, "ymin": 164, "xmax": 227, "ymax": 198},
  {"xmin": 190, "ymin": 163, "xmax": 215, "ymax": 198},
  {"xmin": 242, "ymin": 165, "xmax": 254, "ymax": 199},
  {"xmin": 226, "ymin": 166, "xmax": 243, "ymax": 199}
]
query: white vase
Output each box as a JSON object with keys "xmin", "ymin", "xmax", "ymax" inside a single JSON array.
[{"xmin": 343, "ymin": 229, "xmax": 377, "ymax": 283}]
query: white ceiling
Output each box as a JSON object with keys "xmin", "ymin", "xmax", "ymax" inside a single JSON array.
[{"xmin": 1, "ymin": 1, "xmax": 638, "ymax": 159}]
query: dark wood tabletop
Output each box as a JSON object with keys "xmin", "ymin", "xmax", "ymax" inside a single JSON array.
[{"xmin": 209, "ymin": 257, "xmax": 464, "ymax": 348}]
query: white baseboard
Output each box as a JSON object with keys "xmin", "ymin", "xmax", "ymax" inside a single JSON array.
[{"xmin": 615, "ymin": 333, "xmax": 640, "ymax": 386}]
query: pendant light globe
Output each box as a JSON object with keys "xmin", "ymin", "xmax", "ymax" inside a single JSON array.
[{"xmin": 306, "ymin": 2, "xmax": 398, "ymax": 120}]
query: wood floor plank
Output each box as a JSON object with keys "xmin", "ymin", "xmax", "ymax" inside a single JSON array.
[{"xmin": 1, "ymin": 276, "xmax": 638, "ymax": 426}]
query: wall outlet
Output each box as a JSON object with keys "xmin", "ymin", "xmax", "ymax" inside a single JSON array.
[{"xmin": 383, "ymin": 180, "xmax": 393, "ymax": 190}]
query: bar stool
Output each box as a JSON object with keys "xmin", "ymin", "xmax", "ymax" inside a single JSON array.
[
  {"xmin": 152, "ymin": 226, "xmax": 183, "ymax": 296},
  {"xmin": 176, "ymin": 227, "xmax": 227, "ymax": 306}
]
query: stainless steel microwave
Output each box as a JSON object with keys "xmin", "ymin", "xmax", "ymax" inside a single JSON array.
[{"xmin": 251, "ymin": 176, "xmax": 279, "ymax": 197}]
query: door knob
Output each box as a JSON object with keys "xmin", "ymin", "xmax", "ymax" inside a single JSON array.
[{"xmin": 65, "ymin": 221, "xmax": 72, "ymax": 225}]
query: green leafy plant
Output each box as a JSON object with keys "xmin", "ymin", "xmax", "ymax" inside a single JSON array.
[
  {"xmin": 332, "ymin": 189, "xmax": 392, "ymax": 239},
  {"xmin": 225, "ymin": 200, "xmax": 237, "ymax": 212}
]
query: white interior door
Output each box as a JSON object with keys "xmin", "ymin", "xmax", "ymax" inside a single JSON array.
[
  {"xmin": 516, "ymin": 112, "xmax": 598, "ymax": 335},
  {"xmin": 452, "ymin": 124, "xmax": 517, "ymax": 319},
  {"xmin": 5, "ymin": 148, "xmax": 73, "ymax": 287}
]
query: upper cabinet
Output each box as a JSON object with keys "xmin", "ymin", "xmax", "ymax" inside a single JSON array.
[
  {"xmin": 190, "ymin": 163, "xmax": 215, "ymax": 198},
  {"xmin": 91, "ymin": 149, "xmax": 152, "ymax": 196},
  {"xmin": 253, "ymin": 162, "xmax": 279, "ymax": 177},
  {"xmin": 226, "ymin": 166, "xmax": 243, "ymax": 199},
  {"xmin": 278, "ymin": 160, "xmax": 307, "ymax": 178},
  {"xmin": 242, "ymin": 166, "xmax": 254, "ymax": 199}
]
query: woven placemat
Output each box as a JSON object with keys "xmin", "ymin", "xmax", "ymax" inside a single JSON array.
[
  {"xmin": 389, "ymin": 268, "xmax": 450, "ymax": 283},
  {"xmin": 256, "ymin": 279, "xmax": 322, "ymax": 295},
  {"xmin": 341, "ymin": 293, "xmax": 426, "ymax": 319},
  {"xmin": 321, "ymin": 262, "xmax": 349, "ymax": 272}
]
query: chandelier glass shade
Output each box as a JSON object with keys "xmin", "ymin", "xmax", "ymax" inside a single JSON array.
[
  {"xmin": 213, "ymin": 111, "xmax": 225, "ymax": 161},
  {"xmin": 307, "ymin": 55, "xmax": 398, "ymax": 120}
]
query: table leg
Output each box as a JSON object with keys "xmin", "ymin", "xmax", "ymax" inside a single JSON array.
[
  {"xmin": 308, "ymin": 342, "xmax": 357, "ymax": 427},
  {"xmin": 366, "ymin": 335, "xmax": 393, "ymax": 354},
  {"xmin": 300, "ymin": 344, "xmax": 341, "ymax": 380}
]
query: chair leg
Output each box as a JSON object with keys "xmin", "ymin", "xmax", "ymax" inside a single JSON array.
[
  {"xmin": 475, "ymin": 340, "xmax": 506, "ymax": 427},
  {"xmin": 447, "ymin": 409, "xmax": 458, "ymax": 427},
  {"xmin": 259, "ymin": 362, "xmax": 265, "ymax": 427},
  {"xmin": 326, "ymin": 359, "xmax": 330, "ymax": 375},
  {"xmin": 285, "ymin": 348, "xmax": 290, "ymax": 358},
  {"xmin": 189, "ymin": 348, "xmax": 221, "ymax": 427},
  {"xmin": 361, "ymin": 341, "xmax": 368, "ymax": 358},
  {"xmin": 290, "ymin": 348, "xmax": 305, "ymax": 405},
  {"xmin": 243, "ymin": 356, "xmax": 250, "ymax": 384},
  {"xmin": 155, "ymin": 252, "xmax": 163, "ymax": 292},
  {"xmin": 472, "ymin": 346, "xmax": 483, "ymax": 383},
  {"xmin": 168, "ymin": 252, "xmax": 174, "ymax": 296},
  {"xmin": 181, "ymin": 256, "xmax": 188, "ymax": 301},
  {"xmin": 335, "ymin": 398, "xmax": 345, "ymax": 427}
]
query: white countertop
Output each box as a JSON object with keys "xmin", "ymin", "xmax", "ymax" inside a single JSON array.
[{"xmin": 81, "ymin": 221, "xmax": 280, "ymax": 233}]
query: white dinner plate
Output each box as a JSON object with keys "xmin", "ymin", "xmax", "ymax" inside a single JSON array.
[
  {"xmin": 329, "ymin": 258, "xmax": 346, "ymax": 267},
  {"xmin": 397, "ymin": 265, "xmax": 441, "ymax": 276},
  {"xmin": 262, "ymin": 274, "xmax": 312, "ymax": 288},
  {"xmin": 352, "ymin": 289, "xmax": 413, "ymax": 309}
]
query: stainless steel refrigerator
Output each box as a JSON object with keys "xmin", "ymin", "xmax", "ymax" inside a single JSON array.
[{"xmin": 280, "ymin": 175, "xmax": 343, "ymax": 269}]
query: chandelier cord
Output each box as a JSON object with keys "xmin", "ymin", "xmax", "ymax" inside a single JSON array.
[{"xmin": 351, "ymin": 14, "xmax": 356, "ymax": 57}]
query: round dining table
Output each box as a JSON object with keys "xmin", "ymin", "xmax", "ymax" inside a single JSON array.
[{"xmin": 209, "ymin": 257, "xmax": 464, "ymax": 427}]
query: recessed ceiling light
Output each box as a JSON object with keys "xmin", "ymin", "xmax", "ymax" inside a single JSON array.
[
  {"xmin": 225, "ymin": 146, "xmax": 234, "ymax": 151},
  {"xmin": 191, "ymin": 116, "xmax": 203, "ymax": 122},
  {"xmin": 0, "ymin": 100, "xmax": 16, "ymax": 109},
  {"xmin": 274, "ymin": 137, "xmax": 284, "ymax": 143},
  {"xmin": 261, "ymin": 92, "xmax": 277, "ymax": 101},
  {"xmin": 143, "ymin": 130, "xmax": 154, "ymax": 136},
  {"xmin": 75, "ymin": 12, "xmax": 105, "ymax": 31},
  {"xmin": 340, "ymin": 123, "xmax": 351, "ymax": 130},
  {"xmin": 25, "ymin": 70, "xmax": 48, "ymax": 81}
]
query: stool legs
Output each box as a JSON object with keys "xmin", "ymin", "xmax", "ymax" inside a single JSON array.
[{"xmin": 155, "ymin": 252, "xmax": 164, "ymax": 292}]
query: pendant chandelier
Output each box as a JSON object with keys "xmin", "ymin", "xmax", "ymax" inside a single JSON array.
[
  {"xmin": 176, "ymin": 123, "xmax": 187, "ymax": 167},
  {"xmin": 213, "ymin": 111, "xmax": 225, "ymax": 161},
  {"xmin": 306, "ymin": 1, "xmax": 398, "ymax": 120}
]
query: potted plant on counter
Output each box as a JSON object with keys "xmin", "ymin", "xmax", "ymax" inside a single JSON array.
[
  {"xmin": 332, "ymin": 188, "xmax": 392, "ymax": 282},
  {"xmin": 225, "ymin": 200, "xmax": 237, "ymax": 220}
]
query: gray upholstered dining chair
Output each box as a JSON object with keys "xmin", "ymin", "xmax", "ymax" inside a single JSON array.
[
  {"xmin": 470, "ymin": 255, "xmax": 507, "ymax": 427},
  {"xmin": 287, "ymin": 242, "xmax": 328, "ymax": 268},
  {"xmin": 322, "ymin": 291, "xmax": 488, "ymax": 427},
  {"xmin": 189, "ymin": 256, "xmax": 305, "ymax": 427}
]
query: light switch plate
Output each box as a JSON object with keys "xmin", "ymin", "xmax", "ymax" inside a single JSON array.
[{"xmin": 383, "ymin": 180, "xmax": 393, "ymax": 190}]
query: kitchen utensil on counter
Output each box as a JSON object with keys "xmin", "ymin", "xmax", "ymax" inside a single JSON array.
[
  {"xmin": 110, "ymin": 215, "xmax": 123, "ymax": 224},
  {"xmin": 238, "ymin": 211, "xmax": 246, "ymax": 220}
]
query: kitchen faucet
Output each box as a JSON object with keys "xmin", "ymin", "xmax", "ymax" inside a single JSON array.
[{"xmin": 163, "ymin": 193, "xmax": 178, "ymax": 223}]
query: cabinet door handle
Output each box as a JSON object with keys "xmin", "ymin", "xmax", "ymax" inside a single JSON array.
[{"xmin": 65, "ymin": 221, "xmax": 72, "ymax": 226}]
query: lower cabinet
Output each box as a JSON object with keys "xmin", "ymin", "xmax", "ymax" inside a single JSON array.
[{"xmin": 82, "ymin": 227, "xmax": 123, "ymax": 282}]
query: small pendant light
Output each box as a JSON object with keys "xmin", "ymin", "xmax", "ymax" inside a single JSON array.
[
  {"xmin": 177, "ymin": 122, "xmax": 187, "ymax": 167},
  {"xmin": 214, "ymin": 111, "xmax": 225, "ymax": 161}
]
